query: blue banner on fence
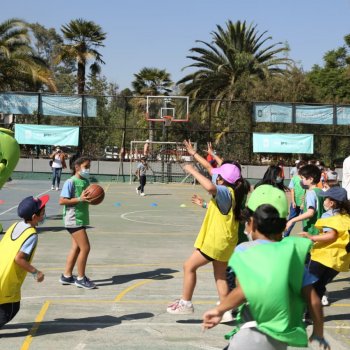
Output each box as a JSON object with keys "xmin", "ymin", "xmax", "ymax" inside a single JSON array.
[
  {"xmin": 253, "ymin": 133, "xmax": 314, "ymax": 154},
  {"xmin": 15, "ymin": 124, "xmax": 80, "ymax": 146},
  {"xmin": 336, "ymin": 106, "xmax": 350, "ymax": 125},
  {"xmin": 41, "ymin": 95, "xmax": 97, "ymax": 117},
  {"xmin": 0, "ymin": 93, "xmax": 96, "ymax": 117},
  {"xmin": 295, "ymin": 105, "xmax": 333, "ymax": 125},
  {"xmin": 0, "ymin": 93, "xmax": 38, "ymax": 115},
  {"xmin": 254, "ymin": 103, "xmax": 292, "ymax": 123}
]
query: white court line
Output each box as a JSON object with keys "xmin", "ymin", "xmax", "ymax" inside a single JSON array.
[
  {"xmin": 0, "ymin": 189, "xmax": 51, "ymax": 216},
  {"xmin": 121, "ymin": 210, "xmax": 193, "ymax": 227}
]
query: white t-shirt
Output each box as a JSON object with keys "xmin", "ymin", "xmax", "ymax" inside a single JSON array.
[
  {"xmin": 342, "ymin": 156, "xmax": 350, "ymax": 199},
  {"xmin": 52, "ymin": 153, "xmax": 63, "ymax": 168}
]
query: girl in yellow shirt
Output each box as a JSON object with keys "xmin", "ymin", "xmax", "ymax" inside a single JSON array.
[{"xmin": 167, "ymin": 141, "xmax": 248, "ymax": 315}]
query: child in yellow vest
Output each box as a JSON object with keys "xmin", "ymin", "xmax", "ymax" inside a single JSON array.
[
  {"xmin": 167, "ymin": 152, "xmax": 247, "ymax": 315},
  {"xmin": 299, "ymin": 186, "xmax": 350, "ymax": 306},
  {"xmin": 0, "ymin": 195, "xmax": 49, "ymax": 328}
]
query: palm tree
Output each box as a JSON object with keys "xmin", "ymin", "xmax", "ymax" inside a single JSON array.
[
  {"xmin": 178, "ymin": 20, "xmax": 291, "ymax": 112},
  {"xmin": 56, "ymin": 19, "xmax": 106, "ymax": 94},
  {"xmin": 132, "ymin": 67, "xmax": 173, "ymax": 142},
  {"xmin": 0, "ymin": 18, "xmax": 56, "ymax": 91},
  {"xmin": 132, "ymin": 67, "xmax": 172, "ymax": 96}
]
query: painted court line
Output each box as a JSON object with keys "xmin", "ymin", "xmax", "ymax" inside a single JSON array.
[
  {"xmin": 121, "ymin": 210, "xmax": 193, "ymax": 226},
  {"xmin": 0, "ymin": 189, "xmax": 51, "ymax": 216},
  {"xmin": 114, "ymin": 280, "xmax": 153, "ymax": 301},
  {"xmin": 20, "ymin": 301, "xmax": 51, "ymax": 350}
]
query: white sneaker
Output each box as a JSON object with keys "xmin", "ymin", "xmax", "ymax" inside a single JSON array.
[
  {"xmin": 166, "ymin": 299, "xmax": 194, "ymax": 315},
  {"xmin": 55, "ymin": 187, "xmax": 59, "ymax": 191},
  {"xmin": 321, "ymin": 295, "xmax": 329, "ymax": 306},
  {"xmin": 51, "ymin": 185, "xmax": 55, "ymax": 190},
  {"xmin": 140, "ymin": 193, "xmax": 146, "ymax": 196},
  {"xmin": 220, "ymin": 310, "xmax": 235, "ymax": 323},
  {"xmin": 136, "ymin": 188, "xmax": 140, "ymax": 195}
]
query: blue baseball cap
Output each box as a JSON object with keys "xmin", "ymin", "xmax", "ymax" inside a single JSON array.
[
  {"xmin": 17, "ymin": 195, "xmax": 50, "ymax": 220},
  {"xmin": 319, "ymin": 187, "xmax": 348, "ymax": 202}
]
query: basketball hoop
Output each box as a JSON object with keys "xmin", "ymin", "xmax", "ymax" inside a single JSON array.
[{"xmin": 163, "ymin": 116, "xmax": 172, "ymax": 127}]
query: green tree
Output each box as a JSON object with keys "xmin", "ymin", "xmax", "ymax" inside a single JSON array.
[
  {"xmin": 132, "ymin": 67, "xmax": 173, "ymax": 141},
  {"xmin": 29, "ymin": 22, "xmax": 75, "ymax": 93},
  {"xmin": 308, "ymin": 35, "xmax": 350, "ymax": 103},
  {"xmin": 178, "ymin": 20, "xmax": 291, "ymax": 110},
  {"xmin": 0, "ymin": 18, "xmax": 56, "ymax": 91},
  {"xmin": 56, "ymin": 19, "xmax": 106, "ymax": 94},
  {"xmin": 132, "ymin": 67, "xmax": 172, "ymax": 95}
]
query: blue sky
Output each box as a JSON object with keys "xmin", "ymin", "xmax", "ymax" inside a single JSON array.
[{"xmin": 1, "ymin": 0, "xmax": 349, "ymax": 90}]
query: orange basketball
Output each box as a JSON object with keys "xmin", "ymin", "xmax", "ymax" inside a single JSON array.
[{"xmin": 87, "ymin": 184, "xmax": 105, "ymax": 205}]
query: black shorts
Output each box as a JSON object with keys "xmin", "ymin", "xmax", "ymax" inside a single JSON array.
[
  {"xmin": 0, "ymin": 302, "xmax": 20, "ymax": 329},
  {"xmin": 197, "ymin": 248, "xmax": 214, "ymax": 261},
  {"xmin": 67, "ymin": 226, "xmax": 86, "ymax": 234}
]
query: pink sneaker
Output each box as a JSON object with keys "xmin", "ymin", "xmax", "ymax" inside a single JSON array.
[{"xmin": 166, "ymin": 299, "xmax": 194, "ymax": 314}]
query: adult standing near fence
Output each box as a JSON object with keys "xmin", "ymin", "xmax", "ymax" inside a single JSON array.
[
  {"xmin": 342, "ymin": 155, "xmax": 350, "ymax": 199},
  {"xmin": 50, "ymin": 146, "xmax": 66, "ymax": 191}
]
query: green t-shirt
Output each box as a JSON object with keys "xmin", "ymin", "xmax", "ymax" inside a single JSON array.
[
  {"xmin": 290, "ymin": 175, "xmax": 305, "ymax": 207},
  {"xmin": 302, "ymin": 187, "xmax": 324, "ymax": 235}
]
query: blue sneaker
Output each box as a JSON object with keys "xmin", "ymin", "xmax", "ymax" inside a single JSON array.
[
  {"xmin": 59, "ymin": 274, "xmax": 76, "ymax": 285},
  {"xmin": 75, "ymin": 276, "xmax": 96, "ymax": 290}
]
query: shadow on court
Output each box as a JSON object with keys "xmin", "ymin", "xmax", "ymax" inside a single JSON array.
[
  {"xmin": 94, "ymin": 268, "xmax": 178, "ymax": 286},
  {"xmin": 0, "ymin": 313, "xmax": 154, "ymax": 338},
  {"xmin": 324, "ymin": 312, "xmax": 350, "ymax": 322}
]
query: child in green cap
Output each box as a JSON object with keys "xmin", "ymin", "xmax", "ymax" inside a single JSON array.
[{"xmin": 202, "ymin": 185, "xmax": 330, "ymax": 350}]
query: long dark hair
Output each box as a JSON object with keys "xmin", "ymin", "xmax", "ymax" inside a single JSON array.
[
  {"xmin": 221, "ymin": 160, "xmax": 251, "ymax": 221},
  {"xmin": 71, "ymin": 156, "xmax": 91, "ymax": 175},
  {"xmin": 242, "ymin": 205, "xmax": 287, "ymax": 236},
  {"xmin": 255, "ymin": 165, "xmax": 288, "ymax": 191}
]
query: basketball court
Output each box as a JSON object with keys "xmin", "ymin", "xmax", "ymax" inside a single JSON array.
[{"xmin": 0, "ymin": 179, "xmax": 349, "ymax": 350}]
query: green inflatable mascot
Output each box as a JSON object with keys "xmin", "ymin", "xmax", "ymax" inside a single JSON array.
[{"xmin": 0, "ymin": 128, "xmax": 20, "ymax": 232}]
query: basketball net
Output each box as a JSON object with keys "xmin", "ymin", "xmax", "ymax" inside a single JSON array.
[{"xmin": 163, "ymin": 116, "xmax": 172, "ymax": 127}]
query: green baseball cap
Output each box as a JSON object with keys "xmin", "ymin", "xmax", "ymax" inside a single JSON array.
[{"xmin": 247, "ymin": 184, "xmax": 288, "ymax": 218}]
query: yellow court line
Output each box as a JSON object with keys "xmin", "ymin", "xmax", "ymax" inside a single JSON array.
[
  {"xmin": 104, "ymin": 183, "xmax": 111, "ymax": 193},
  {"xmin": 330, "ymin": 303, "xmax": 350, "ymax": 307},
  {"xmin": 20, "ymin": 301, "xmax": 51, "ymax": 350},
  {"xmin": 114, "ymin": 280, "xmax": 152, "ymax": 301}
]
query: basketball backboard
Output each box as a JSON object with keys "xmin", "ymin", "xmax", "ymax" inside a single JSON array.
[{"xmin": 146, "ymin": 96, "xmax": 189, "ymax": 123}]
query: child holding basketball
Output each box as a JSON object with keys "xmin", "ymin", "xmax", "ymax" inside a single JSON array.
[
  {"xmin": 167, "ymin": 140, "xmax": 247, "ymax": 315},
  {"xmin": 0, "ymin": 195, "xmax": 48, "ymax": 328},
  {"xmin": 59, "ymin": 156, "xmax": 96, "ymax": 290}
]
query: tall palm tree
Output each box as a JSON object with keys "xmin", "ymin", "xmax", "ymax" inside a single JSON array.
[
  {"xmin": 178, "ymin": 20, "xmax": 291, "ymax": 111},
  {"xmin": 56, "ymin": 19, "xmax": 106, "ymax": 94},
  {"xmin": 0, "ymin": 18, "xmax": 56, "ymax": 91},
  {"xmin": 132, "ymin": 67, "xmax": 172, "ymax": 96},
  {"xmin": 132, "ymin": 67, "xmax": 173, "ymax": 142}
]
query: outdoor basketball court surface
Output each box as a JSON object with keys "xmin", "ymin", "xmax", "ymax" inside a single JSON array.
[{"xmin": 0, "ymin": 180, "xmax": 349, "ymax": 350}]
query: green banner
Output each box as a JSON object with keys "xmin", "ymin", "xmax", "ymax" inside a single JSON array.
[
  {"xmin": 253, "ymin": 133, "xmax": 313, "ymax": 154},
  {"xmin": 15, "ymin": 124, "xmax": 79, "ymax": 146}
]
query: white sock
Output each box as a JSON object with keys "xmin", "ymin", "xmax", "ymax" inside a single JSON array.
[
  {"xmin": 180, "ymin": 299, "xmax": 192, "ymax": 306},
  {"xmin": 77, "ymin": 276, "xmax": 84, "ymax": 281},
  {"xmin": 64, "ymin": 274, "xmax": 72, "ymax": 278}
]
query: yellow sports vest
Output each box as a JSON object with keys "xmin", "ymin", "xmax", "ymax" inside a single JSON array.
[
  {"xmin": 194, "ymin": 187, "xmax": 238, "ymax": 261},
  {"xmin": 0, "ymin": 222, "xmax": 37, "ymax": 303},
  {"xmin": 312, "ymin": 214, "xmax": 350, "ymax": 272}
]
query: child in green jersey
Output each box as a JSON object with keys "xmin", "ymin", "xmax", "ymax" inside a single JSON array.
[
  {"xmin": 202, "ymin": 185, "xmax": 330, "ymax": 350},
  {"xmin": 286, "ymin": 164, "xmax": 324, "ymax": 236},
  {"xmin": 59, "ymin": 157, "xmax": 95, "ymax": 290}
]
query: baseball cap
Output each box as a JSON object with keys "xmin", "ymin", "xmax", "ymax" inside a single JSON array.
[
  {"xmin": 17, "ymin": 195, "xmax": 50, "ymax": 220},
  {"xmin": 319, "ymin": 187, "xmax": 347, "ymax": 202},
  {"xmin": 211, "ymin": 163, "xmax": 241, "ymax": 185},
  {"xmin": 247, "ymin": 185, "xmax": 288, "ymax": 218}
]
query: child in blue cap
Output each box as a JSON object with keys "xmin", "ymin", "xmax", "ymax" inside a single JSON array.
[{"xmin": 0, "ymin": 194, "xmax": 49, "ymax": 328}]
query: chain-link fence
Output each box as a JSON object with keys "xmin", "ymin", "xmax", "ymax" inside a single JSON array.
[{"xmin": 2, "ymin": 94, "xmax": 350, "ymax": 167}]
